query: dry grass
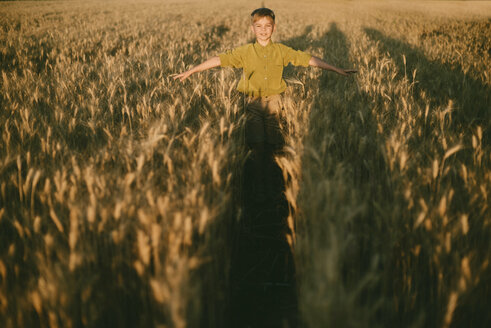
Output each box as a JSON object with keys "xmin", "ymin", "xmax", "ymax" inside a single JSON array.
[{"xmin": 0, "ymin": 0, "xmax": 490, "ymax": 327}]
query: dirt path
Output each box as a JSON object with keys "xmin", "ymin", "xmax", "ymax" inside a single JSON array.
[{"xmin": 229, "ymin": 151, "xmax": 298, "ymax": 327}]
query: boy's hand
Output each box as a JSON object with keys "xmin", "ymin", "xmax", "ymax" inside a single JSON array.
[
  {"xmin": 172, "ymin": 71, "xmax": 193, "ymax": 82},
  {"xmin": 337, "ymin": 69, "xmax": 358, "ymax": 76},
  {"xmin": 172, "ymin": 57, "xmax": 221, "ymax": 82},
  {"xmin": 309, "ymin": 57, "xmax": 357, "ymax": 77}
]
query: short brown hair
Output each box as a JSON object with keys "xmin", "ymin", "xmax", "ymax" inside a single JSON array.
[{"xmin": 250, "ymin": 8, "xmax": 275, "ymax": 24}]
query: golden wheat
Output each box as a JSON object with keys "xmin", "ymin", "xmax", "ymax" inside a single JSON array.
[{"xmin": 0, "ymin": 1, "xmax": 489, "ymax": 327}]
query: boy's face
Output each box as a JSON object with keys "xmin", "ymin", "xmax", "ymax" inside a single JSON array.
[{"xmin": 250, "ymin": 16, "xmax": 275, "ymax": 44}]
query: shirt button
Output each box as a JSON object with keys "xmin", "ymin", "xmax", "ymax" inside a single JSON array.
[
  {"xmin": 264, "ymin": 55, "xmax": 266, "ymax": 58},
  {"xmin": 264, "ymin": 77, "xmax": 267, "ymax": 80}
]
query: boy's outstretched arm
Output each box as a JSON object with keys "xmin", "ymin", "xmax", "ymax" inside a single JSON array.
[
  {"xmin": 309, "ymin": 56, "xmax": 357, "ymax": 76},
  {"xmin": 173, "ymin": 56, "xmax": 221, "ymax": 81}
]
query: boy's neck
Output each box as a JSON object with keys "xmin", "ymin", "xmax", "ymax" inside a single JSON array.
[{"xmin": 256, "ymin": 39, "xmax": 272, "ymax": 47}]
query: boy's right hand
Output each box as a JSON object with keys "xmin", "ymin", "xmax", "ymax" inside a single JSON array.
[
  {"xmin": 172, "ymin": 71, "xmax": 192, "ymax": 82},
  {"xmin": 171, "ymin": 57, "xmax": 220, "ymax": 82}
]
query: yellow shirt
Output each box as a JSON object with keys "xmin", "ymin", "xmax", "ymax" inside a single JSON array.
[{"xmin": 219, "ymin": 41, "xmax": 311, "ymax": 97}]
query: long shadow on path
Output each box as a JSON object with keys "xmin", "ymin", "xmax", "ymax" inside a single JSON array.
[{"xmin": 229, "ymin": 144, "xmax": 297, "ymax": 327}]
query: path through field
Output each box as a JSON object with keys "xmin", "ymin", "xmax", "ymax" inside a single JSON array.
[{"xmin": 229, "ymin": 148, "xmax": 297, "ymax": 327}]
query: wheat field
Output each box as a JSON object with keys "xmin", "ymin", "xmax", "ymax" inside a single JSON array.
[{"xmin": 0, "ymin": 0, "xmax": 490, "ymax": 327}]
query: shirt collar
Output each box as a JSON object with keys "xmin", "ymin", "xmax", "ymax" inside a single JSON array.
[{"xmin": 254, "ymin": 40, "xmax": 274, "ymax": 49}]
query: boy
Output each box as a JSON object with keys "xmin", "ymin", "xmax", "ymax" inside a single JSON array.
[{"xmin": 174, "ymin": 8, "xmax": 356, "ymax": 200}]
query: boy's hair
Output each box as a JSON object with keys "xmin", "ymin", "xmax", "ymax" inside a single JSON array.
[{"xmin": 250, "ymin": 8, "xmax": 275, "ymax": 24}]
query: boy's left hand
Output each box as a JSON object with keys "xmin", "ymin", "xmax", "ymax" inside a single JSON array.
[{"xmin": 338, "ymin": 69, "xmax": 358, "ymax": 76}]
